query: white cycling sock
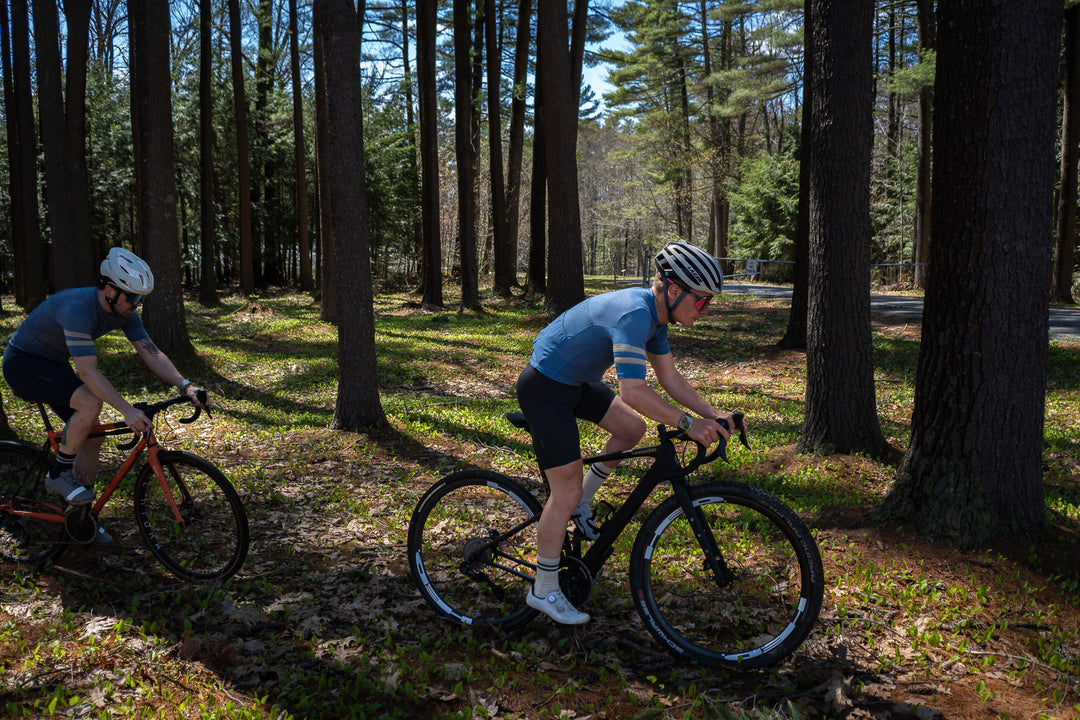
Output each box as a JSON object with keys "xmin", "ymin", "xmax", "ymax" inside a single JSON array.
[
  {"xmin": 579, "ymin": 462, "xmax": 613, "ymax": 509},
  {"xmin": 533, "ymin": 555, "xmax": 561, "ymax": 596}
]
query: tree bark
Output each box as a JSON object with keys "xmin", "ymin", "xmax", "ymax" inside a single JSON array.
[
  {"xmin": 454, "ymin": 0, "xmax": 480, "ymax": 310},
  {"xmin": 228, "ymin": 0, "xmax": 255, "ymax": 294},
  {"xmin": 198, "ymin": 0, "xmax": 218, "ymax": 304},
  {"xmin": 291, "ymin": 0, "xmax": 313, "ymax": 292},
  {"xmin": 129, "ymin": 0, "xmax": 193, "ymax": 360},
  {"xmin": 879, "ymin": 0, "xmax": 1061, "ymax": 549},
  {"xmin": 538, "ymin": 0, "xmax": 585, "ymax": 316},
  {"xmin": 798, "ymin": 0, "xmax": 887, "ymax": 458},
  {"xmin": 505, "ymin": 0, "xmax": 532, "ymax": 292},
  {"xmin": 417, "ymin": 0, "xmax": 443, "ymax": 307},
  {"xmin": 315, "ymin": 0, "xmax": 386, "ymax": 431}
]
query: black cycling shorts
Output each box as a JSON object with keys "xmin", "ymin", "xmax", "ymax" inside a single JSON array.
[
  {"xmin": 515, "ymin": 364, "xmax": 616, "ymax": 470},
  {"xmin": 2, "ymin": 346, "xmax": 82, "ymax": 421}
]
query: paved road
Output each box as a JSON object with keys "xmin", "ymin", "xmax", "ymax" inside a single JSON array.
[{"xmin": 725, "ymin": 283, "xmax": 1080, "ymax": 341}]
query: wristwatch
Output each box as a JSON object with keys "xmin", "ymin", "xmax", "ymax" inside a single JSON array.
[{"xmin": 678, "ymin": 413, "xmax": 694, "ymax": 432}]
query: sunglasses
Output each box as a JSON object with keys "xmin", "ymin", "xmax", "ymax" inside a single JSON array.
[
  {"xmin": 110, "ymin": 285, "xmax": 143, "ymax": 306},
  {"xmin": 684, "ymin": 288, "xmax": 712, "ymax": 311}
]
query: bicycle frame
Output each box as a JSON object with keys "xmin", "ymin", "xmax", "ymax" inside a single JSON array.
[
  {"xmin": 464, "ymin": 427, "xmax": 732, "ymax": 587},
  {"xmin": 3, "ymin": 402, "xmax": 189, "ymax": 531}
]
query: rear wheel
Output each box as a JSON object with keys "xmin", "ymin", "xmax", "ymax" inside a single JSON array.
[
  {"xmin": 0, "ymin": 442, "xmax": 66, "ymax": 565},
  {"xmin": 134, "ymin": 451, "xmax": 248, "ymax": 582},
  {"xmin": 407, "ymin": 470, "xmax": 543, "ymax": 629},
  {"xmin": 629, "ymin": 481, "xmax": 824, "ymax": 669}
]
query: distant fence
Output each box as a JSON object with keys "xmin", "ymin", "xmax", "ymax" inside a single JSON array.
[{"xmin": 608, "ymin": 255, "xmax": 926, "ymax": 289}]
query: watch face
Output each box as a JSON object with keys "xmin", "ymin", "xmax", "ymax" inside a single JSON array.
[{"xmin": 679, "ymin": 414, "xmax": 692, "ymax": 431}]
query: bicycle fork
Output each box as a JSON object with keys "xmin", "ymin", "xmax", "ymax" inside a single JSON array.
[{"xmin": 671, "ymin": 479, "xmax": 735, "ymax": 588}]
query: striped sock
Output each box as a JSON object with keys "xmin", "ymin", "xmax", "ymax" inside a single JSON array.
[{"xmin": 532, "ymin": 555, "xmax": 562, "ymax": 597}]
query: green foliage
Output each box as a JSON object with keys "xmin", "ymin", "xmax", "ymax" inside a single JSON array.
[{"xmin": 727, "ymin": 148, "xmax": 799, "ymax": 262}]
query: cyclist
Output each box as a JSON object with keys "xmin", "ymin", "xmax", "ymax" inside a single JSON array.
[
  {"xmin": 1, "ymin": 247, "xmax": 204, "ymax": 546},
  {"xmin": 516, "ymin": 241, "xmax": 737, "ymax": 625}
]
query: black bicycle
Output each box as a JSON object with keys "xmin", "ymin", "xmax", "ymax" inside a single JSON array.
[{"xmin": 407, "ymin": 412, "xmax": 824, "ymax": 669}]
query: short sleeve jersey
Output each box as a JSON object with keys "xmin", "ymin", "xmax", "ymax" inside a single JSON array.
[
  {"xmin": 7, "ymin": 287, "xmax": 149, "ymax": 364},
  {"xmin": 528, "ymin": 286, "xmax": 670, "ymax": 385}
]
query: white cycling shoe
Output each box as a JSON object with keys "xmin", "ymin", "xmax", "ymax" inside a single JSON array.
[{"xmin": 527, "ymin": 589, "xmax": 590, "ymax": 625}]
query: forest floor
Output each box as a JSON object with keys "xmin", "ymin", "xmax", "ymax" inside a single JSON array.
[{"xmin": 1, "ymin": 283, "xmax": 1079, "ymax": 719}]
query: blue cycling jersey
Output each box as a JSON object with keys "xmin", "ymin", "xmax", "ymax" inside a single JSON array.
[
  {"xmin": 7, "ymin": 287, "xmax": 149, "ymax": 364},
  {"xmin": 528, "ymin": 287, "xmax": 669, "ymax": 385}
]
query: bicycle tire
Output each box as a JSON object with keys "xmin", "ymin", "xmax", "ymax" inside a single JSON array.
[
  {"xmin": 0, "ymin": 441, "xmax": 67, "ymax": 565},
  {"xmin": 408, "ymin": 470, "xmax": 543, "ymax": 629},
  {"xmin": 629, "ymin": 481, "xmax": 824, "ymax": 669},
  {"xmin": 134, "ymin": 451, "xmax": 249, "ymax": 582}
]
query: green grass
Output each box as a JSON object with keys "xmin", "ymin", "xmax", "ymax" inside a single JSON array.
[{"xmin": 0, "ymin": 279, "xmax": 1078, "ymax": 719}]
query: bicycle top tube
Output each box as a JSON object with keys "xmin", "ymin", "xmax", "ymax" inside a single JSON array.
[
  {"xmin": 35, "ymin": 391, "xmax": 209, "ymax": 444},
  {"xmin": 505, "ymin": 410, "xmax": 746, "ymax": 479}
]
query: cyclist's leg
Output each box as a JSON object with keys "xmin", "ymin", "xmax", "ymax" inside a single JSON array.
[
  {"xmin": 61, "ymin": 385, "xmax": 102, "ymax": 459},
  {"xmin": 578, "ymin": 387, "xmax": 644, "ymax": 513}
]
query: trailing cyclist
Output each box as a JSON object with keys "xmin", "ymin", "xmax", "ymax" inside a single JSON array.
[
  {"xmin": 515, "ymin": 241, "xmax": 738, "ymax": 625},
  {"xmin": 1, "ymin": 247, "xmax": 205, "ymax": 546}
]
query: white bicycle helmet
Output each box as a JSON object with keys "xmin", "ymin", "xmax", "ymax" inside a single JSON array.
[
  {"xmin": 655, "ymin": 242, "xmax": 723, "ymax": 295},
  {"xmin": 100, "ymin": 247, "xmax": 154, "ymax": 295}
]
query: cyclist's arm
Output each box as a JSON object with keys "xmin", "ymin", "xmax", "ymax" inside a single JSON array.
[
  {"xmin": 72, "ymin": 354, "xmax": 150, "ymax": 430},
  {"xmin": 132, "ymin": 337, "xmax": 204, "ymax": 406},
  {"xmin": 648, "ymin": 351, "xmax": 734, "ymax": 439}
]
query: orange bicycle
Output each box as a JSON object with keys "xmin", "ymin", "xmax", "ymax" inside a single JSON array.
[{"xmin": 0, "ymin": 391, "xmax": 248, "ymax": 582}]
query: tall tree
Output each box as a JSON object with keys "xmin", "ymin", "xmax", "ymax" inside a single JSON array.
[
  {"xmin": 1052, "ymin": 2, "xmax": 1080, "ymax": 305},
  {"xmin": 33, "ymin": 0, "xmax": 95, "ymax": 290},
  {"xmin": 880, "ymin": 0, "xmax": 1061, "ymax": 548},
  {"xmin": 198, "ymin": 0, "xmax": 218, "ymax": 304},
  {"xmin": 129, "ymin": 0, "xmax": 193, "ymax": 359},
  {"xmin": 454, "ymin": 0, "xmax": 480, "ymax": 310},
  {"xmin": 538, "ymin": 0, "xmax": 586, "ymax": 315},
  {"xmin": 527, "ymin": 47, "xmax": 547, "ymax": 297},
  {"xmin": 290, "ymin": 0, "xmax": 313, "ymax": 291},
  {"xmin": 798, "ymin": 0, "xmax": 887, "ymax": 457},
  {"xmin": 3, "ymin": 0, "xmax": 43, "ymax": 309},
  {"xmin": 505, "ymin": 0, "xmax": 532, "ymax": 288},
  {"xmin": 315, "ymin": 0, "xmax": 386, "ymax": 430},
  {"xmin": 228, "ymin": 0, "xmax": 255, "ymax": 294},
  {"xmin": 314, "ymin": 17, "xmax": 338, "ymax": 321},
  {"xmin": 486, "ymin": 0, "xmax": 514, "ymax": 296},
  {"xmin": 416, "ymin": 0, "xmax": 443, "ymax": 307}
]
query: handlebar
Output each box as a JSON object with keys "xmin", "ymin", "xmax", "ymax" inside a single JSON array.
[
  {"xmin": 116, "ymin": 389, "xmax": 211, "ymax": 450},
  {"xmin": 661, "ymin": 411, "xmax": 749, "ymax": 473}
]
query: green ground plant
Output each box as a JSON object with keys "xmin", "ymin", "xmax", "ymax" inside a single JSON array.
[{"xmin": 0, "ymin": 280, "xmax": 1078, "ymax": 719}]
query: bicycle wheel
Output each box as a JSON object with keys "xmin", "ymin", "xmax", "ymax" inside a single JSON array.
[
  {"xmin": 630, "ymin": 481, "xmax": 824, "ymax": 669},
  {"xmin": 0, "ymin": 441, "xmax": 66, "ymax": 565},
  {"xmin": 134, "ymin": 451, "xmax": 249, "ymax": 582},
  {"xmin": 408, "ymin": 470, "xmax": 543, "ymax": 629}
]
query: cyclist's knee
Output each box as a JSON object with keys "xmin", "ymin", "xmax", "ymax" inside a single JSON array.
[{"xmin": 69, "ymin": 386, "xmax": 103, "ymax": 415}]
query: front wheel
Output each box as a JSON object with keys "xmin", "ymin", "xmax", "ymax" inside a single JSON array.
[
  {"xmin": 630, "ymin": 481, "xmax": 824, "ymax": 669},
  {"xmin": 134, "ymin": 451, "xmax": 249, "ymax": 582},
  {"xmin": 0, "ymin": 441, "xmax": 66, "ymax": 566},
  {"xmin": 407, "ymin": 470, "xmax": 543, "ymax": 629}
]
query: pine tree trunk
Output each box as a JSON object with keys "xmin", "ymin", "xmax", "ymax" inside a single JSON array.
[
  {"xmin": 417, "ymin": 0, "xmax": 443, "ymax": 308},
  {"xmin": 130, "ymin": 0, "xmax": 193, "ymax": 360},
  {"xmin": 315, "ymin": 0, "xmax": 387, "ymax": 431},
  {"xmin": 798, "ymin": 0, "xmax": 887, "ymax": 458},
  {"xmin": 880, "ymin": 0, "xmax": 1060, "ymax": 549},
  {"xmin": 1052, "ymin": 4, "xmax": 1080, "ymax": 305}
]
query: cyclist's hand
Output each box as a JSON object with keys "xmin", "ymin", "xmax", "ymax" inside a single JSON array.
[
  {"xmin": 687, "ymin": 416, "xmax": 727, "ymax": 447},
  {"xmin": 124, "ymin": 407, "xmax": 152, "ymax": 433},
  {"xmin": 183, "ymin": 383, "xmax": 207, "ymax": 407}
]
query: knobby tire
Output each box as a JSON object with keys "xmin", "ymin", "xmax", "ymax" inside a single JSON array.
[{"xmin": 629, "ymin": 480, "xmax": 824, "ymax": 669}]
